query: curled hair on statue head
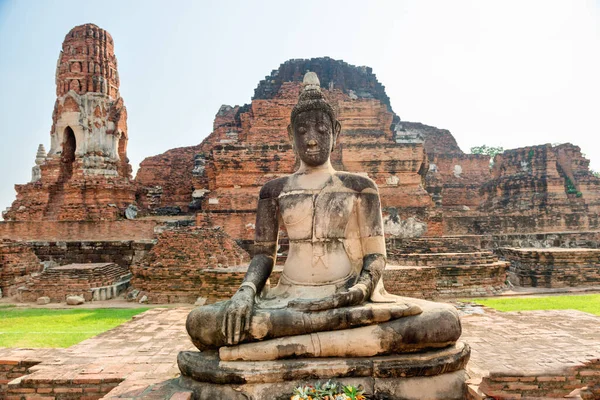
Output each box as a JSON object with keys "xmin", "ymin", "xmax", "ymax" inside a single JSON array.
[{"xmin": 290, "ymin": 72, "xmax": 337, "ymax": 127}]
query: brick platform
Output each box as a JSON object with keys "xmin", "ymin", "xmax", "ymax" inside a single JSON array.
[
  {"xmin": 462, "ymin": 309, "xmax": 600, "ymax": 399},
  {"xmin": 1, "ymin": 305, "xmax": 599, "ymax": 399},
  {"xmin": 500, "ymin": 247, "xmax": 600, "ymax": 288},
  {"xmin": 18, "ymin": 263, "xmax": 132, "ymax": 302},
  {"xmin": 0, "ymin": 308, "xmax": 194, "ymax": 400}
]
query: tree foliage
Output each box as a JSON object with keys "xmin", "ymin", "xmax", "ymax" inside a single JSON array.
[{"xmin": 470, "ymin": 145, "xmax": 504, "ymax": 157}]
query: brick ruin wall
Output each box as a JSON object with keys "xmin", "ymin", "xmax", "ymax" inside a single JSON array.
[
  {"xmin": 29, "ymin": 240, "xmax": 153, "ymax": 269},
  {"xmin": 478, "ymin": 359, "xmax": 600, "ymax": 399},
  {"xmin": 3, "ymin": 371, "xmax": 122, "ymax": 400},
  {"xmin": 0, "ymin": 241, "xmax": 42, "ymax": 298},
  {"xmin": 445, "ymin": 144, "xmax": 600, "ymax": 235},
  {"xmin": 426, "ymin": 153, "xmax": 491, "ymax": 209},
  {"xmin": 135, "ymin": 144, "xmax": 204, "ymax": 214},
  {"xmin": 499, "ymin": 247, "xmax": 600, "ymax": 288},
  {"xmin": 0, "ymin": 360, "xmax": 40, "ymax": 396},
  {"xmin": 130, "ymin": 227, "xmax": 250, "ymax": 303},
  {"xmin": 484, "ymin": 230, "xmax": 600, "ymax": 249}
]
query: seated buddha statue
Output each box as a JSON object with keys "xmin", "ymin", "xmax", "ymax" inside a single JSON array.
[{"xmin": 185, "ymin": 72, "xmax": 461, "ymax": 362}]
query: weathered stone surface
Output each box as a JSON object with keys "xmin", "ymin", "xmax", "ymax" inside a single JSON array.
[
  {"xmin": 36, "ymin": 296, "xmax": 50, "ymax": 305},
  {"xmin": 179, "ymin": 342, "xmax": 469, "ymax": 383},
  {"xmin": 66, "ymin": 295, "xmax": 85, "ymax": 305},
  {"xmin": 178, "ymin": 342, "xmax": 469, "ymax": 400},
  {"xmin": 3, "ymin": 24, "xmax": 136, "ymax": 222}
]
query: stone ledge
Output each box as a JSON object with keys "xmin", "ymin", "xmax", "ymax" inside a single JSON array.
[{"xmin": 178, "ymin": 342, "xmax": 469, "ymax": 385}]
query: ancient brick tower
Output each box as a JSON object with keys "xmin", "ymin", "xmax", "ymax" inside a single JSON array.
[{"xmin": 4, "ymin": 24, "xmax": 136, "ymax": 221}]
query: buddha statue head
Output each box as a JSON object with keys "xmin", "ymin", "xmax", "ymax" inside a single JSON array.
[{"xmin": 288, "ymin": 72, "xmax": 341, "ymax": 167}]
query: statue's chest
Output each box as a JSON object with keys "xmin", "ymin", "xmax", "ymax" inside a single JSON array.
[{"xmin": 278, "ymin": 190, "xmax": 357, "ymax": 240}]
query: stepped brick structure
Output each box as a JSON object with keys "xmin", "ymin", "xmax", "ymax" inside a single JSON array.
[
  {"xmin": 499, "ymin": 247, "xmax": 600, "ymax": 288},
  {"xmin": 0, "ymin": 240, "xmax": 42, "ymax": 298},
  {"xmin": 130, "ymin": 227, "xmax": 250, "ymax": 303},
  {"xmin": 18, "ymin": 262, "xmax": 131, "ymax": 302},
  {"xmin": 385, "ymin": 237, "xmax": 509, "ymax": 298},
  {"xmin": 136, "ymin": 58, "xmax": 437, "ymax": 242},
  {"xmin": 3, "ymin": 24, "xmax": 135, "ymax": 222}
]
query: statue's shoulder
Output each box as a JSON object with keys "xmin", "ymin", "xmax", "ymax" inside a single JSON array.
[
  {"xmin": 259, "ymin": 176, "xmax": 289, "ymax": 199},
  {"xmin": 335, "ymin": 171, "xmax": 378, "ymax": 193}
]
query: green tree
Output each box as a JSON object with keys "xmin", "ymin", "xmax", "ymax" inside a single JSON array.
[{"xmin": 470, "ymin": 145, "xmax": 504, "ymax": 157}]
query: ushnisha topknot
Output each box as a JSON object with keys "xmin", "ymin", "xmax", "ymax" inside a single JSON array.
[{"xmin": 290, "ymin": 71, "xmax": 337, "ymax": 126}]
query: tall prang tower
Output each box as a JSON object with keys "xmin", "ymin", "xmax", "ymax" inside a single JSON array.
[{"xmin": 4, "ymin": 23, "xmax": 136, "ymax": 221}]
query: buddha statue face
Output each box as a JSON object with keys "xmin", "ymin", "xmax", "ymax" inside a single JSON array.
[{"xmin": 290, "ymin": 109, "xmax": 341, "ymax": 167}]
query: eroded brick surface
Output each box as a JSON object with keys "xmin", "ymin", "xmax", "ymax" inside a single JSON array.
[
  {"xmin": 0, "ymin": 240, "xmax": 42, "ymax": 298},
  {"xmin": 130, "ymin": 227, "xmax": 250, "ymax": 303}
]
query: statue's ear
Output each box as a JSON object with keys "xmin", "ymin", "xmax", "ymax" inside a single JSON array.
[
  {"xmin": 332, "ymin": 120, "xmax": 341, "ymax": 151},
  {"xmin": 287, "ymin": 124, "xmax": 293, "ymax": 142}
]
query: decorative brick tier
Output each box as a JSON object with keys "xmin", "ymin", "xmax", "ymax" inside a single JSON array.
[
  {"xmin": 499, "ymin": 247, "xmax": 600, "ymax": 288},
  {"xmin": 0, "ymin": 240, "xmax": 42, "ymax": 298},
  {"xmin": 18, "ymin": 262, "xmax": 131, "ymax": 302},
  {"xmin": 130, "ymin": 227, "xmax": 250, "ymax": 303},
  {"xmin": 483, "ymin": 230, "xmax": 600, "ymax": 249},
  {"xmin": 0, "ymin": 220, "xmax": 158, "ymax": 241}
]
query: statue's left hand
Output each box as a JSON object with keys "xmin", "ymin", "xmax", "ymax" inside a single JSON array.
[{"xmin": 288, "ymin": 283, "xmax": 368, "ymax": 312}]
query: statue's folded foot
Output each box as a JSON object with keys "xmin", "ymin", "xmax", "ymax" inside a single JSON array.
[
  {"xmin": 186, "ymin": 299, "xmax": 423, "ymax": 351},
  {"xmin": 220, "ymin": 299, "xmax": 461, "ymax": 361}
]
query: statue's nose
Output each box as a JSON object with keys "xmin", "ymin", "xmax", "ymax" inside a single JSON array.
[{"xmin": 308, "ymin": 139, "xmax": 317, "ymax": 146}]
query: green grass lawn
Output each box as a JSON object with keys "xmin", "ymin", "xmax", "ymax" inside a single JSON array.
[
  {"xmin": 467, "ymin": 293, "xmax": 600, "ymax": 316},
  {"xmin": 0, "ymin": 307, "xmax": 149, "ymax": 348}
]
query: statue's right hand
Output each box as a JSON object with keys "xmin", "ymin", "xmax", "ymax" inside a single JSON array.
[{"xmin": 222, "ymin": 287, "xmax": 255, "ymax": 346}]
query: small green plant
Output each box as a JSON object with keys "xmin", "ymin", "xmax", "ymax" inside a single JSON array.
[
  {"xmin": 290, "ymin": 381, "xmax": 367, "ymax": 400},
  {"xmin": 564, "ymin": 177, "xmax": 578, "ymax": 195}
]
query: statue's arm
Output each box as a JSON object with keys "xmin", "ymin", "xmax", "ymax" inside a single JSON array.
[
  {"xmin": 241, "ymin": 191, "xmax": 279, "ymax": 294},
  {"xmin": 223, "ymin": 182, "xmax": 280, "ymax": 344}
]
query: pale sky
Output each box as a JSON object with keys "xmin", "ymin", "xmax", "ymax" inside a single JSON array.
[{"xmin": 0, "ymin": 0, "xmax": 599, "ymax": 215}]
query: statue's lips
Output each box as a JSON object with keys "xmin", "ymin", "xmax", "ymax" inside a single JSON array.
[{"xmin": 305, "ymin": 150, "xmax": 321, "ymax": 155}]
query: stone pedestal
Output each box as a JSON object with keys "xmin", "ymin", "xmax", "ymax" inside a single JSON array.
[{"xmin": 178, "ymin": 342, "xmax": 470, "ymax": 400}]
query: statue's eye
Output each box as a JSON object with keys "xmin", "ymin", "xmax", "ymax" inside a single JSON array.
[
  {"xmin": 297, "ymin": 126, "xmax": 307, "ymax": 134},
  {"xmin": 317, "ymin": 124, "xmax": 328, "ymax": 133}
]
